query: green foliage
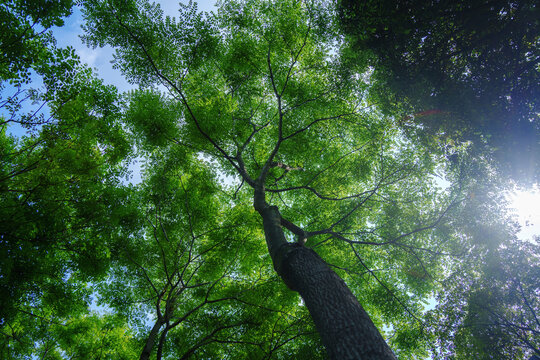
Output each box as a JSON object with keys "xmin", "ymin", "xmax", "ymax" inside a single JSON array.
[
  {"xmin": 0, "ymin": 0, "xmax": 74, "ymax": 85},
  {"xmin": 2, "ymin": 0, "xmax": 537, "ymax": 359},
  {"xmin": 0, "ymin": 0, "xmax": 133, "ymax": 348},
  {"xmin": 1, "ymin": 311, "xmax": 139, "ymax": 359},
  {"xmin": 124, "ymin": 90, "xmax": 182, "ymax": 148},
  {"xmin": 89, "ymin": 144, "xmax": 324, "ymax": 359}
]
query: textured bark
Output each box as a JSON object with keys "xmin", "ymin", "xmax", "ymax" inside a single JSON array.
[
  {"xmin": 258, "ymin": 203, "xmax": 397, "ymax": 360},
  {"xmin": 280, "ymin": 245, "xmax": 397, "ymax": 359}
]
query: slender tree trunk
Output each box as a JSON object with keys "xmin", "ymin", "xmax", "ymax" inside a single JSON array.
[
  {"xmin": 257, "ymin": 203, "xmax": 397, "ymax": 359},
  {"xmin": 156, "ymin": 325, "xmax": 169, "ymax": 360},
  {"xmin": 140, "ymin": 319, "xmax": 163, "ymax": 360}
]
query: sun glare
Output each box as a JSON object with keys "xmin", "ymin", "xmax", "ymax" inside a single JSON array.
[{"xmin": 508, "ymin": 185, "xmax": 540, "ymax": 241}]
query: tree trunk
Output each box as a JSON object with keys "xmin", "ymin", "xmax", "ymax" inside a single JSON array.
[
  {"xmin": 140, "ymin": 319, "xmax": 163, "ymax": 360},
  {"xmin": 258, "ymin": 204, "xmax": 397, "ymax": 359}
]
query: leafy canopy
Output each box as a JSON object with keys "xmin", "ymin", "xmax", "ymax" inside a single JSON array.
[{"xmin": 1, "ymin": 0, "xmax": 538, "ymax": 359}]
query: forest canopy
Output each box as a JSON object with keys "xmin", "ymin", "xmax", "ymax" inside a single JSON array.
[{"xmin": 1, "ymin": 0, "xmax": 538, "ymax": 359}]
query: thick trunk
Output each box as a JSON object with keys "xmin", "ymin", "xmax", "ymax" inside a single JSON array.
[{"xmin": 259, "ymin": 204, "xmax": 396, "ymax": 359}]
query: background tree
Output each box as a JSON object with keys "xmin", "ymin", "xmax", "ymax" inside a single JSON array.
[
  {"xmin": 338, "ymin": 0, "xmax": 540, "ymax": 183},
  {"xmin": 0, "ymin": 67, "xmax": 131, "ymax": 319},
  {"xmin": 0, "ymin": 0, "xmax": 134, "ymax": 355},
  {"xmin": 0, "ymin": 77, "xmax": 135, "ymax": 356},
  {"xmin": 338, "ymin": 1, "xmax": 540, "ymax": 355},
  {"xmin": 429, "ymin": 238, "xmax": 539, "ymax": 359},
  {"xmin": 0, "ymin": 0, "xmax": 74, "ymax": 85}
]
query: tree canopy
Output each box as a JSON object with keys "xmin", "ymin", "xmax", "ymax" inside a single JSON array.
[{"xmin": 1, "ymin": 0, "xmax": 538, "ymax": 359}]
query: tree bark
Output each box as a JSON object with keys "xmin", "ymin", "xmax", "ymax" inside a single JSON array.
[{"xmin": 257, "ymin": 203, "xmax": 397, "ymax": 359}]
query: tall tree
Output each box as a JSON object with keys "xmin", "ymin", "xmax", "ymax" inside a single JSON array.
[
  {"xmin": 80, "ymin": 0, "xmax": 488, "ymax": 358},
  {"xmin": 3, "ymin": 0, "xmax": 531, "ymax": 358},
  {"xmin": 338, "ymin": 0, "xmax": 540, "ymax": 183}
]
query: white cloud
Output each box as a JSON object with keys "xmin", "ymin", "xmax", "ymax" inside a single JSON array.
[{"xmin": 77, "ymin": 46, "xmax": 100, "ymax": 68}]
